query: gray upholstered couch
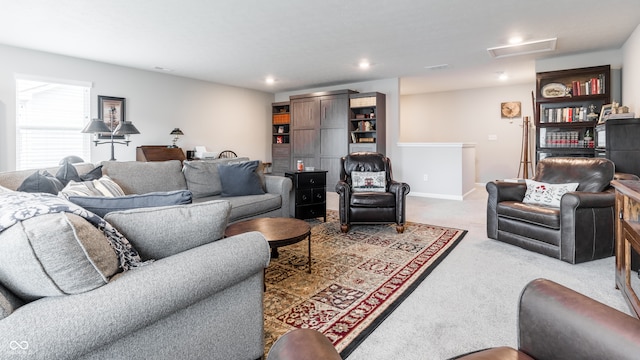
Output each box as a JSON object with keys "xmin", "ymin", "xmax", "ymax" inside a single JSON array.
[{"xmin": 0, "ymin": 161, "xmax": 281, "ymax": 359}]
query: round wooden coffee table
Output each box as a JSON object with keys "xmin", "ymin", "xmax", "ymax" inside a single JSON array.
[{"xmin": 224, "ymin": 217, "xmax": 312, "ymax": 273}]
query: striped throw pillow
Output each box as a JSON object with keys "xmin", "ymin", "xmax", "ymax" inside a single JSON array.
[{"xmin": 59, "ymin": 176, "xmax": 126, "ymax": 197}]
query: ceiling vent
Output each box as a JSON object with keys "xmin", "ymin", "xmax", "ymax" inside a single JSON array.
[{"xmin": 487, "ymin": 38, "xmax": 557, "ymax": 58}]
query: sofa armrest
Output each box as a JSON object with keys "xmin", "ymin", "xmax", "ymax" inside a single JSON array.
[
  {"xmin": 389, "ymin": 180, "xmax": 410, "ymax": 225},
  {"xmin": 486, "ymin": 181, "xmax": 527, "ymax": 239},
  {"xmin": 559, "ymin": 191, "xmax": 615, "ymax": 263},
  {"xmin": 265, "ymin": 175, "xmax": 293, "ymax": 218},
  {"xmin": 0, "ymin": 232, "xmax": 270, "ymax": 359},
  {"xmin": 335, "ymin": 180, "xmax": 351, "ymax": 225},
  {"xmin": 518, "ymin": 278, "xmax": 640, "ymax": 360}
]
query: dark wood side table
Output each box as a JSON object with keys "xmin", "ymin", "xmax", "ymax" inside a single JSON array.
[
  {"xmin": 285, "ymin": 170, "xmax": 327, "ymax": 222},
  {"xmin": 224, "ymin": 217, "xmax": 312, "ymax": 273}
]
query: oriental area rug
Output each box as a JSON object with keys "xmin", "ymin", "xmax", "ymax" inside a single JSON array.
[{"xmin": 263, "ymin": 211, "xmax": 467, "ymax": 358}]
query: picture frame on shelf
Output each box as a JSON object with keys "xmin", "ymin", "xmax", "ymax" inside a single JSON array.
[
  {"xmin": 598, "ymin": 104, "xmax": 612, "ymax": 124},
  {"xmin": 98, "ymin": 95, "xmax": 126, "ymax": 139}
]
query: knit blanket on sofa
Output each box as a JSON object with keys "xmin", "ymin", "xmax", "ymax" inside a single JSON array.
[{"xmin": 0, "ymin": 191, "xmax": 148, "ymax": 271}]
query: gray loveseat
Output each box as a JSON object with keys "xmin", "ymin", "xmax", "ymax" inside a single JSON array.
[
  {"xmin": 100, "ymin": 158, "xmax": 292, "ymax": 223},
  {"xmin": 0, "ymin": 161, "xmax": 280, "ymax": 359}
]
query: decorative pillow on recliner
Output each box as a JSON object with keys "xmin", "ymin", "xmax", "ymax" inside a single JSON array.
[
  {"xmin": 16, "ymin": 170, "xmax": 64, "ymax": 194},
  {"xmin": 217, "ymin": 160, "xmax": 265, "ymax": 197},
  {"xmin": 522, "ymin": 179, "xmax": 579, "ymax": 208},
  {"xmin": 0, "ymin": 213, "xmax": 119, "ymax": 301},
  {"xmin": 351, "ymin": 171, "xmax": 387, "ymax": 192},
  {"xmin": 66, "ymin": 190, "xmax": 193, "ymax": 217},
  {"xmin": 59, "ymin": 176, "xmax": 126, "ymax": 197}
]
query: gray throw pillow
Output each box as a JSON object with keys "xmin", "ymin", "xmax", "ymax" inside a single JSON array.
[
  {"xmin": 66, "ymin": 190, "xmax": 193, "ymax": 217},
  {"xmin": 56, "ymin": 162, "xmax": 82, "ymax": 186},
  {"xmin": 17, "ymin": 170, "xmax": 64, "ymax": 194},
  {"xmin": 80, "ymin": 165, "xmax": 103, "ymax": 181},
  {"xmin": 182, "ymin": 157, "xmax": 252, "ymax": 198},
  {"xmin": 0, "ymin": 213, "xmax": 119, "ymax": 300},
  {"xmin": 104, "ymin": 200, "xmax": 232, "ymax": 260},
  {"xmin": 217, "ymin": 160, "xmax": 265, "ymax": 197}
]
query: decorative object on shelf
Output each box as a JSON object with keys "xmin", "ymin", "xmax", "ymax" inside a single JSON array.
[
  {"xmin": 541, "ymin": 83, "xmax": 567, "ymax": 98},
  {"xmin": 501, "ymin": 101, "xmax": 521, "ymax": 119},
  {"xmin": 97, "ymin": 95, "xmax": 126, "ymax": 140},
  {"xmin": 169, "ymin": 128, "xmax": 184, "ymax": 148},
  {"xmin": 277, "ymin": 126, "xmax": 284, "ymax": 133},
  {"xmin": 598, "ymin": 104, "xmax": 612, "ymax": 124},
  {"xmin": 81, "ymin": 118, "xmax": 141, "ymax": 161},
  {"xmin": 584, "ymin": 129, "xmax": 593, "ymax": 141}
]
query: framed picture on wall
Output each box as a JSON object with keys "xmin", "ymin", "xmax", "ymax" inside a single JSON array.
[{"xmin": 98, "ymin": 95, "xmax": 126, "ymax": 139}]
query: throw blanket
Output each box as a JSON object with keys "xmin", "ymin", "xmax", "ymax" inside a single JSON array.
[{"xmin": 0, "ymin": 191, "xmax": 148, "ymax": 271}]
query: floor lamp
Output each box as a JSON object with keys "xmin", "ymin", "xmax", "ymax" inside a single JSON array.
[{"xmin": 81, "ymin": 118, "xmax": 140, "ymax": 161}]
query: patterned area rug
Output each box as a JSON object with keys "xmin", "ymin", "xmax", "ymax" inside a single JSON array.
[{"xmin": 264, "ymin": 211, "xmax": 467, "ymax": 358}]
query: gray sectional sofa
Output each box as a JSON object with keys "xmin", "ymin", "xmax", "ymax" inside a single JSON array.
[{"xmin": 0, "ymin": 159, "xmax": 293, "ymax": 359}]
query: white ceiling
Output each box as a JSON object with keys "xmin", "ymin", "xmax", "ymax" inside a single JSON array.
[{"xmin": 1, "ymin": 0, "xmax": 639, "ymax": 95}]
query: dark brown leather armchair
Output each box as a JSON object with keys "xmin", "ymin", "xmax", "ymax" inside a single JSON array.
[
  {"xmin": 486, "ymin": 157, "xmax": 615, "ymax": 264},
  {"xmin": 335, "ymin": 152, "xmax": 410, "ymax": 233},
  {"xmin": 452, "ymin": 278, "xmax": 640, "ymax": 360}
]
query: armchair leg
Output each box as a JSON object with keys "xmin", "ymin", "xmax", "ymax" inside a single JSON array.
[
  {"xmin": 396, "ymin": 225, "xmax": 405, "ymax": 233},
  {"xmin": 340, "ymin": 224, "xmax": 349, "ymax": 233}
]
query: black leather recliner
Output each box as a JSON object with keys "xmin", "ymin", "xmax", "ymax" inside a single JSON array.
[
  {"xmin": 486, "ymin": 157, "xmax": 615, "ymax": 264},
  {"xmin": 335, "ymin": 152, "xmax": 410, "ymax": 233}
]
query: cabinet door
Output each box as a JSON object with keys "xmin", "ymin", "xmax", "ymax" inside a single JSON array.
[
  {"xmin": 320, "ymin": 96, "xmax": 349, "ymax": 128},
  {"xmin": 292, "ymin": 98, "xmax": 319, "ymax": 129}
]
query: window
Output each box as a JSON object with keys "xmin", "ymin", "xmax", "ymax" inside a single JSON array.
[{"xmin": 15, "ymin": 75, "xmax": 91, "ymax": 170}]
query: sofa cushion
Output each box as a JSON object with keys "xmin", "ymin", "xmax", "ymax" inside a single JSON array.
[
  {"xmin": 497, "ymin": 201, "xmax": 561, "ymax": 229},
  {"xmin": 350, "ymin": 192, "xmax": 396, "ymax": 207},
  {"xmin": 523, "ymin": 179, "xmax": 579, "ymax": 208},
  {"xmin": 104, "ymin": 200, "xmax": 232, "ymax": 260},
  {"xmin": 0, "ymin": 213, "xmax": 119, "ymax": 300},
  {"xmin": 101, "ymin": 160, "xmax": 187, "ymax": 194},
  {"xmin": 16, "ymin": 170, "xmax": 64, "ymax": 194},
  {"xmin": 59, "ymin": 176, "xmax": 126, "ymax": 197},
  {"xmin": 183, "ymin": 157, "xmax": 251, "ymax": 198},
  {"xmin": 351, "ymin": 171, "xmax": 386, "ymax": 192},
  {"xmin": 66, "ymin": 190, "xmax": 193, "ymax": 217},
  {"xmin": 218, "ymin": 160, "xmax": 265, "ymax": 197},
  {"xmin": 223, "ymin": 193, "xmax": 282, "ymax": 221}
]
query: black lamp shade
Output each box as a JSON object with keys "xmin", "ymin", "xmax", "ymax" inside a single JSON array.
[{"xmin": 170, "ymin": 128, "xmax": 184, "ymax": 136}]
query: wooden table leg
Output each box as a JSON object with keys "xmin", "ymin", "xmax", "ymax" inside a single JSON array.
[{"xmin": 307, "ymin": 232, "xmax": 311, "ymax": 274}]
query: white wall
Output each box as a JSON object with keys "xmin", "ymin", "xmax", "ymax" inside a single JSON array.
[
  {"xmin": 0, "ymin": 44, "xmax": 274, "ymax": 171},
  {"xmin": 623, "ymin": 24, "xmax": 640, "ymax": 114},
  {"xmin": 400, "ymin": 83, "xmax": 535, "ymax": 183}
]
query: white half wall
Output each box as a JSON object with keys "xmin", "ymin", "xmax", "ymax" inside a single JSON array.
[
  {"xmin": 397, "ymin": 143, "xmax": 476, "ymax": 200},
  {"xmin": 0, "ymin": 44, "xmax": 274, "ymax": 171}
]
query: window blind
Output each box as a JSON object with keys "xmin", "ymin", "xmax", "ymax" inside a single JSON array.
[{"xmin": 16, "ymin": 77, "xmax": 91, "ymax": 170}]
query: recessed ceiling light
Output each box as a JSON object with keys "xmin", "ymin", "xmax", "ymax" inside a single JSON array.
[
  {"xmin": 265, "ymin": 77, "xmax": 275, "ymax": 85},
  {"xmin": 359, "ymin": 60, "xmax": 371, "ymax": 69},
  {"xmin": 508, "ymin": 36, "xmax": 523, "ymax": 44},
  {"xmin": 497, "ymin": 72, "xmax": 508, "ymax": 81}
]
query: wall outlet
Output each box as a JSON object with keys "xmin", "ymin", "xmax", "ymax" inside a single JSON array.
[
  {"xmin": 488, "ymin": 134, "xmax": 498, "ymax": 141},
  {"xmin": 423, "ymin": 174, "xmax": 428, "ymax": 181}
]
